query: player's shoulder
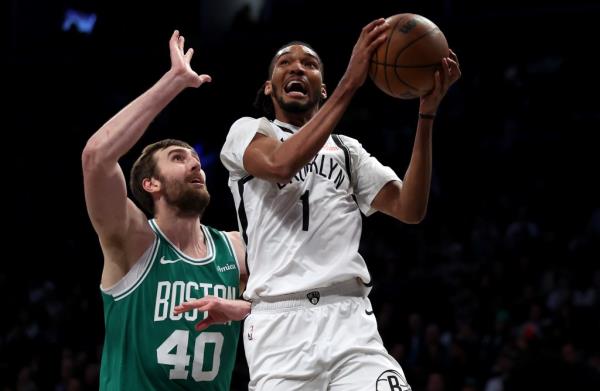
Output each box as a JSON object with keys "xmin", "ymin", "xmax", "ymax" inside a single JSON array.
[
  {"xmin": 332, "ymin": 133, "xmax": 374, "ymax": 170},
  {"xmin": 230, "ymin": 116, "xmax": 265, "ymax": 132},
  {"xmin": 221, "ymin": 231, "xmax": 244, "ymax": 253},
  {"xmin": 231, "ymin": 116, "xmax": 258, "ymax": 127},
  {"xmin": 223, "ymin": 230, "xmax": 243, "ymax": 247},
  {"xmin": 227, "ymin": 116, "xmax": 267, "ymax": 139},
  {"xmin": 222, "ymin": 231, "xmax": 246, "ymax": 266},
  {"xmin": 202, "ymin": 224, "xmax": 226, "ymax": 236},
  {"xmin": 333, "ymin": 133, "xmax": 358, "ymax": 144},
  {"xmin": 332, "ymin": 133, "xmax": 363, "ymax": 152},
  {"xmin": 203, "ymin": 225, "xmax": 241, "ymax": 242}
]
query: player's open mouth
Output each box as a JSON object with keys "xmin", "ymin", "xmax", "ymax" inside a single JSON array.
[
  {"xmin": 188, "ymin": 177, "xmax": 204, "ymax": 187},
  {"xmin": 284, "ymin": 80, "xmax": 307, "ymax": 97}
]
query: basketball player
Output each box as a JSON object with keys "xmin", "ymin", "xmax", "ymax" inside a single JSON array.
[
  {"xmin": 185, "ymin": 18, "xmax": 460, "ymax": 390},
  {"xmin": 82, "ymin": 30, "xmax": 250, "ymax": 390}
]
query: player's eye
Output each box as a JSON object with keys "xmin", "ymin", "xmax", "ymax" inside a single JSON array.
[{"xmin": 305, "ymin": 61, "xmax": 318, "ymax": 69}]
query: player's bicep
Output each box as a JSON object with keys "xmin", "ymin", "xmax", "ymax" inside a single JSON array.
[{"xmin": 371, "ymin": 180, "xmax": 403, "ymax": 217}]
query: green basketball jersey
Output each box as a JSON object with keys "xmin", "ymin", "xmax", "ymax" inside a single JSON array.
[{"xmin": 100, "ymin": 220, "xmax": 241, "ymax": 390}]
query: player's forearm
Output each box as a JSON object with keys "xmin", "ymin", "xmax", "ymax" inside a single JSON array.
[
  {"xmin": 83, "ymin": 70, "xmax": 186, "ymax": 166},
  {"xmin": 399, "ymin": 119, "xmax": 433, "ymax": 223},
  {"xmin": 270, "ymin": 83, "xmax": 357, "ymax": 178}
]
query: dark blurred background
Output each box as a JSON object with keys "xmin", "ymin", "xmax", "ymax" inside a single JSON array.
[{"xmin": 4, "ymin": 0, "xmax": 600, "ymax": 390}]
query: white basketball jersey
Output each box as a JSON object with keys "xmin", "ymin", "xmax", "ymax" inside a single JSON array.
[{"xmin": 220, "ymin": 117, "xmax": 401, "ymax": 299}]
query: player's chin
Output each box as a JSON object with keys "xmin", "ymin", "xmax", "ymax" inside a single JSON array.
[
  {"xmin": 280, "ymin": 98, "xmax": 313, "ymax": 113},
  {"xmin": 197, "ymin": 187, "xmax": 210, "ymax": 199},
  {"xmin": 283, "ymin": 95, "xmax": 308, "ymax": 105},
  {"xmin": 187, "ymin": 185, "xmax": 210, "ymax": 200}
]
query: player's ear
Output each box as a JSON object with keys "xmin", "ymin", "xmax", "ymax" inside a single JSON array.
[
  {"xmin": 143, "ymin": 177, "xmax": 160, "ymax": 193},
  {"xmin": 264, "ymin": 81, "xmax": 272, "ymax": 96},
  {"xmin": 321, "ymin": 83, "xmax": 327, "ymax": 99}
]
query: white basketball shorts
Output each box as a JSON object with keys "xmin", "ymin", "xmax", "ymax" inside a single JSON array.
[{"xmin": 243, "ymin": 279, "xmax": 412, "ymax": 391}]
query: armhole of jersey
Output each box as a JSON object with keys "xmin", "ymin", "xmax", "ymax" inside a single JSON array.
[
  {"xmin": 237, "ymin": 175, "xmax": 253, "ymax": 276},
  {"xmin": 100, "ymin": 234, "xmax": 159, "ymax": 301},
  {"xmin": 332, "ymin": 134, "xmax": 353, "ymax": 186},
  {"xmin": 237, "ymin": 175, "xmax": 253, "ymax": 246},
  {"xmin": 221, "ymin": 231, "xmax": 242, "ymax": 282}
]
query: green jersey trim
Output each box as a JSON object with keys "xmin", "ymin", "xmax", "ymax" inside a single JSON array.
[
  {"xmin": 112, "ymin": 236, "xmax": 160, "ymax": 301},
  {"xmin": 149, "ymin": 219, "xmax": 216, "ymax": 265},
  {"xmin": 220, "ymin": 231, "xmax": 242, "ymax": 282}
]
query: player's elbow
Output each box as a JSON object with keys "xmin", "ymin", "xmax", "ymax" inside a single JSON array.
[
  {"xmin": 244, "ymin": 150, "xmax": 296, "ymax": 183},
  {"xmin": 82, "ymin": 141, "xmax": 101, "ymax": 173},
  {"xmin": 82, "ymin": 138, "xmax": 112, "ymax": 174},
  {"xmin": 270, "ymin": 162, "xmax": 297, "ymax": 182},
  {"xmin": 402, "ymin": 214, "xmax": 425, "ymax": 225},
  {"xmin": 249, "ymin": 160, "xmax": 296, "ymax": 183},
  {"xmin": 396, "ymin": 207, "xmax": 427, "ymax": 224}
]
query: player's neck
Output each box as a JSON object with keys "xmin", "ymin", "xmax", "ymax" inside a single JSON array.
[
  {"xmin": 154, "ymin": 210, "xmax": 205, "ymax": 253},
  {"xmin": 275, "ymin": 108, "xmax": 317, "ymax": 127}
]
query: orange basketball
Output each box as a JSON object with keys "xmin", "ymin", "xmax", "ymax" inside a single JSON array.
[{"xmin": 369, "ymin": 14, "xmax": 449, "ymax": 99}]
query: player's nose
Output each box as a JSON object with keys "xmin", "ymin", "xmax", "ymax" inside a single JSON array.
[
  {"xmin": 289, "ymin": 60, "xmax": 306, "ymax": 74},
  {"xmin": 189, "ymin": 158, "xmax": 201, "ymax": 171}
]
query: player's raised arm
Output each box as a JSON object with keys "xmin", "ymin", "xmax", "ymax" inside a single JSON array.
[
  {"xmin": 82, "ymin": 31, "xmax": 211, "ymax": 285},
  {"xmin": 371, "ymin": 49, "xmax": 461, "ymax": 223},
  {"xmin": 243, "ymin": 19, "xmax": 390, "ymax": 183}
]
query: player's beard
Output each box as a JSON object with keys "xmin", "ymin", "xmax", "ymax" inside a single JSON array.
[
  {"xmin": 272, "ymin": 87, "xmax": 320, "ymax": 114},
  {"xmin": 160, "ymin": 176, "xmax": 210, "ymax": 217}
]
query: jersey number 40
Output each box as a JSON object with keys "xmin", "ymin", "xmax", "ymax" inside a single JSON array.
[{"xmin": 157, "ymin": 330, "xmax": 224, "ymax": 381}]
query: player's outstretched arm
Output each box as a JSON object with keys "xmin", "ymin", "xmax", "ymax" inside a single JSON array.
[
  {"xmin": 83, "ymin": 30, "xmax": 211, "ymax": 242},
  {"xmin": 82, "ymin": 31, "xmax": 211, "ymax": 286}
]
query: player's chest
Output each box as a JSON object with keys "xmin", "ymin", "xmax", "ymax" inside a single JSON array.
[{"xmin": 275, "ymin": 137, "xmax": 350, "ymax": 192}]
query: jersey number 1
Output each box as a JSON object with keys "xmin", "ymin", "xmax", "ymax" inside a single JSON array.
[
  {"xmin": 157, "ymin": 330, "xmax": 224, "ymax": 381},
  {"xmin": 300, "ymin": 190, "xmax": 310, "ymax": 231}
]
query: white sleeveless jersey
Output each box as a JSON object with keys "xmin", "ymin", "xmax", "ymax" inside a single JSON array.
[{"xmin": 221, "ymin": 117, "xmax": 401, "ymax": 299}]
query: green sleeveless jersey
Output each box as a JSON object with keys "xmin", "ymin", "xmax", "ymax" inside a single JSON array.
[{"xmin": 100, "ymin": 220, "xmax": 241, "ymax": 390}]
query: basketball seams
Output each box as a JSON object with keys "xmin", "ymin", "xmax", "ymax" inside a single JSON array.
[
  {"xmin": 393, "ymin": 27, "xmax": 442, "ymax": 64},
  {"xmin": 391, "ymin": 27, "xmax": 442, "ymax": 95},
  {"xmin": 377, "ymin": 14, "xmax": 411, "ymax": 97},
  {"xmin": 371, "ymin": 27, "xmax": 444, "ymax": 69},
  {"xmin": 369, "ymin": 14, "xmax": 447, "ymax": 99}
]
